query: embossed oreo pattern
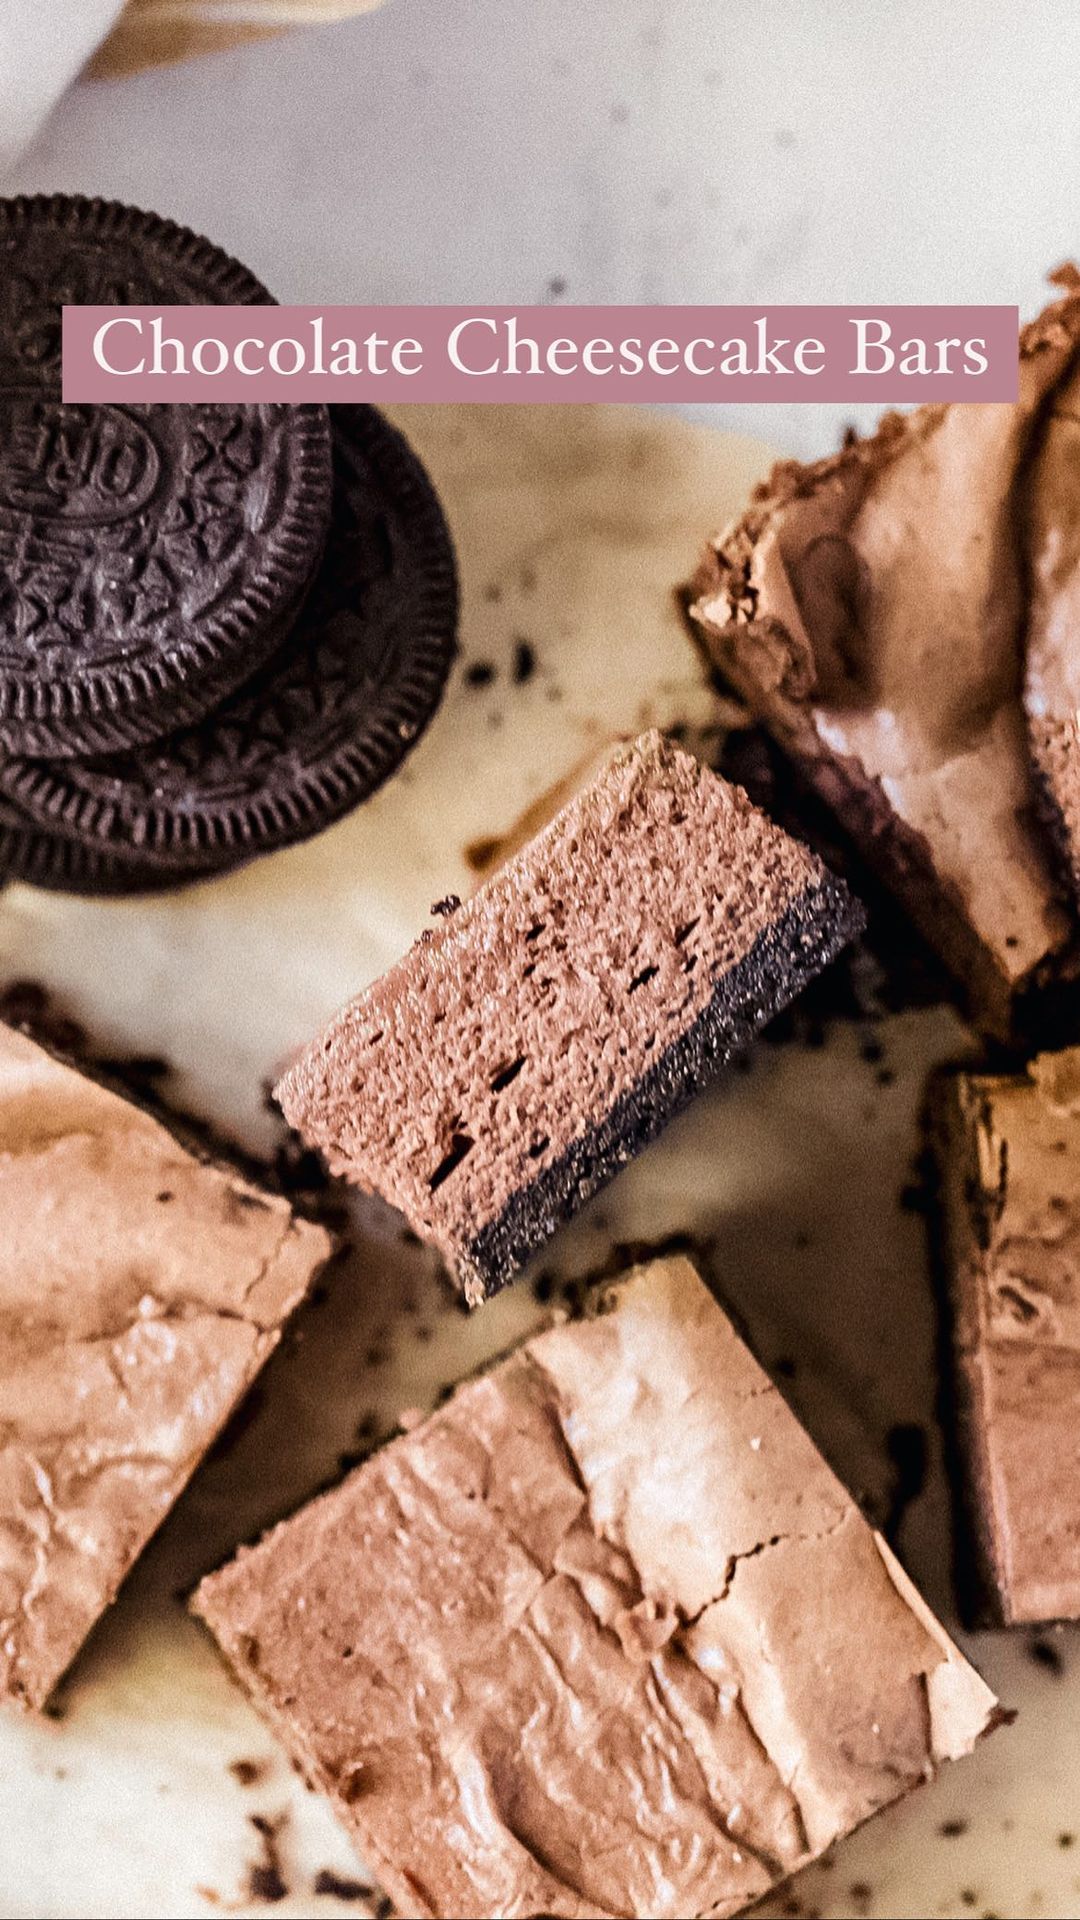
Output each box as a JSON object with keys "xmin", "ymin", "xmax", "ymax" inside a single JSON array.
[
  {"xmin": 1, "ymin": 406, "xmax": 458, "ymax": 880},
  {"xmin": 0, "ymin": 197, "xmax": 331, "ymax": 756},
  {"xmin": 0, "ymin": 797, "xmax": 177, "ymax": 895}
]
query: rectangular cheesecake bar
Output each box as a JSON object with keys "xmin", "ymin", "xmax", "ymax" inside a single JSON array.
[
  {"xmin": 0, "ymin": 1021, "xmax": 331, "ymax": 1710},
  {"xmin": 928, "ymin": 1048, "xmax": 1080, "ymax": 1625},
  {"xmin": 276, "ymin": 731, "xmax": 862, "ymax": 1302},
  {"xmin": 689, "ymin": 286, "xmax": 1080, "ymax": 1041},
  {"xmin": 194, "ymin": 1255, "xmax": 999, "ymax": 1920}
]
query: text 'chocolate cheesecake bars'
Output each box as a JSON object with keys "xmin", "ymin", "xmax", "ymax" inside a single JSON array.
[
  {"xmin": 690, "ymin": 274, "xmax": 1080, "ymax": 1042},
  {"xmin": 194, "ymin": 1256, "xmax": 1000, "ymax": 1920},
  {"xmin": 276, "ymin": 731, "xmax": 864, "ymax": 1301},
  {"xmin": 0, "ymin": 1022, "xmax": 331, "ymax": 1710},
  {"xmin": 929, "ymin": 1047, "xmax": 1080, "ymax": 1628}
]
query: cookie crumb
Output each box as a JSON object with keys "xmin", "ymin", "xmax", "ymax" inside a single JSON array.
[
  {"xmin": 229, "ymin": 1758, "xmax": 268, "ymax": 1788},
  {"xmin": 512, "ymin": 638, "xmax": 537, "ymax": 684},
  {"xmin": 313, "ymin": 1867, "xmax": 373, "ymax": 1900}
]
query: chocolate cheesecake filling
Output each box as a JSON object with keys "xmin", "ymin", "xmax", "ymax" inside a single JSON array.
[
  {"xmin": 277, "ymin": 732, "xmax": 862, "ymax": 1301},
  {"xmin": 691, "ymin": 280, "xmax": 1080, "ymax": 1038},
  {"xmin": 194, "ymin": 1256, "xmax": 999, "ymax": 1920},
  {"xmin": 463, "ymin": 876, "xmax": 853, "ymax": 1295},
  {"xmin": 929, "ymin": 1048, "xmax": 1080, "ymax": 1627}
]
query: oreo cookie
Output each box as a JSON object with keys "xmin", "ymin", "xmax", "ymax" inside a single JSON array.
[
  {"xmin": 0, "ymin": 797, "xmax": 177, "ymax": 896},
  {"xmin": 0, "ymin": 196, "xmax": 332, "ymax": 756},
  {"xmin": 0, "ymin": 407, "xmax": 457, "ymax": 885}
]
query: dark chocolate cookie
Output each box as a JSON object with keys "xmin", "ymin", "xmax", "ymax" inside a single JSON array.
[
  {"xmin": 0, "ymin": 796, "xmax": 180, "ymax": 895},
  {"xmin": 0, "ymin": 196, "xmax": 332, "ymax": 756},
  {"xmin": 1, "ymin": 406, "xmax": 458, "ymax": 880}
]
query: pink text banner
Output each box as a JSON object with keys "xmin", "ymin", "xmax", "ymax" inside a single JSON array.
[{"xmin": 62, "ymin": 304, "xmax": 1020, "ymax": 405}]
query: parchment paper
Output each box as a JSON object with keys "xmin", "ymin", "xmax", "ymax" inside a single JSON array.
[{"xmin": 0, "ymin": 406, "xmax": 1075, "ymax": 1920}]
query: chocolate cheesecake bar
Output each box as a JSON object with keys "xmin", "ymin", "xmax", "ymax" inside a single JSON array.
[
  {"xmin": 276, "ymin": 732, "xmax": 863, "ymax": 1302},
  {"xmin": 194, "ymin": 1255, "xmax": 1000, "ymax": 1920},
  {"xmin": 929, "ymin": 1048, "xmax": 1080, "ymax": 1626},
  {"xmin": 0, "ymin": 1022, "xmax": 331, "ymax": 1709},
  {"xmin": 690, "ymin": 281, "xmax": 1080, "ymax": 1040}
]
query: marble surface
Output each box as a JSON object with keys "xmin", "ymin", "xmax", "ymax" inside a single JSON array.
[
  {"xmin": 5, "ymin": 0, "xmax": 1080, "ymax": 454},
  {"xmin": 0, "ymin": 404, "xmax": 1076, "ymax": 1920}
]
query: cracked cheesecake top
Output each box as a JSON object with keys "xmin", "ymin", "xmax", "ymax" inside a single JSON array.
[
  {"xmin": 193, "ymin": 1254, "xmax": 997, "ymax": 1920},
  {"xmin": 0, "ymin": 1021, "xmax": 331, "ymax": 1710},
  {"xmin": 690, "ymin": 280, "xmax": 1080, "ymax": 1037}
]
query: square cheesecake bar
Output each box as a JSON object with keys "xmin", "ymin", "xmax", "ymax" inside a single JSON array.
[
  {"xmin": 194, "ymin": 1255, "xmax": 999, "ymax": 1920},
  {"xmin": 929, "ymin": 1047, "xmax": 1080, "ymax": 1625},
  {"xmin": 277, "ymin": 731, "xmax": 862, "ymax": 1302},
  {"xmin": 0, "ymin": 1021, "xmax": 331, "ymax": 1709},
  {"xmin": 689, "ymin": 284, "xmax": 1080, "ymax": 1040}
]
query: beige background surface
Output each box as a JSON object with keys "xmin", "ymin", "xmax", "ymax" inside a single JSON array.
[{"xmin": 0, "ymin": 406, "xmax": 1076, "ymax": 1919}]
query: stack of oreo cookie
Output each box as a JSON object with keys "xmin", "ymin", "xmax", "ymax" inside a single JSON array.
[{"xmin": 0, "ymin": 196, "xmax": 457, "ymax": 894}]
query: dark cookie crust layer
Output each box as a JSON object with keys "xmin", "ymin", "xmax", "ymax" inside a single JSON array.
[
  {"xmin": 461, "ymin": 874, "xmax": 864, "ymax": 1301},
  {"xmin": 1, "ymin": 407, "xmax": 457, "ymax": 870},
  {"xmin": 0, "ymin": 196, "xmax": 332, "ymax": 757}
]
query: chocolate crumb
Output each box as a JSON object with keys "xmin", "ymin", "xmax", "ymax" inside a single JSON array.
[
  {"xmin": 939, "ymin": 1818, "xmax": 968, "ymax": 1837},
  {"xmin": 898, "ymin": 1178, "xmax": 929, "ymax": 1215},
  {"xmin": 464, "ymin": 661, "xmax": 496, "ymax": 688},
  {"xmin": 512, "ymin": 638, "xmax": 537, "ymax": 684},
  {"xmin": 1059, "ymin": 1831, "xmax": 1076, "ymax": 1848},
  {"xmin": 430, "ymin": 895, "xmax": 461, "ymax": 918},
  {"xmin": 1028, "ymin": 1635, "xmax": 1065, "ymax": 1676},
  {"xmin": 229, "ymin": 1759, "xmax": 268, "ymax": 1788},
  {"xmin": 463, "ymin": 834, "xmax": 502, "ymax": 873},
  {"xmin": 247, "ymin": 1813, "xmax": 288, "ymax": 1903},
  {"xmin": 313, "ymin": 1867, "xmax": 373, "ymax": 1900},
  {"xmin": 546, "ymin": 276, "xmax": 567, "ymax": 299},
  {"xmin": 248, "ymin": 1865, "xmax": 287, "ymax": 1904}
]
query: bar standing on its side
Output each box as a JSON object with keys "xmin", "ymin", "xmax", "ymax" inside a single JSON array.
[{"xmin": 276, "ymin": 731, "xmax": 864, "ymax": 1302}]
